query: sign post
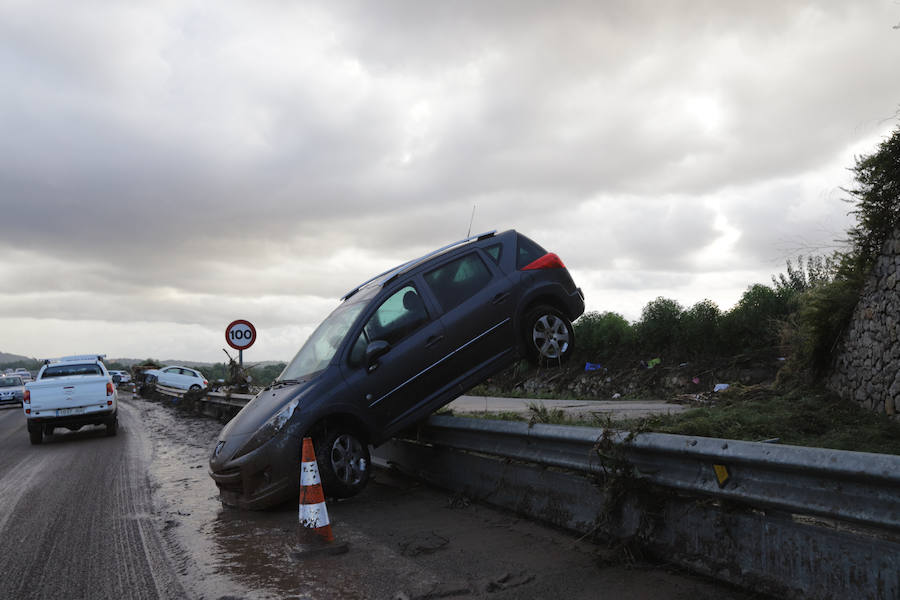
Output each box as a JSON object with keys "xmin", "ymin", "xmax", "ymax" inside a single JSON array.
[{"xmin": 226, "ymin": 319, "xmax": 257, "ymax": 368}]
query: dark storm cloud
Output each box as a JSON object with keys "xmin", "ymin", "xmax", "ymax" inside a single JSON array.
[{"xmin": 0, "ymin": 0, "xmax": 897, "ymax": 360}]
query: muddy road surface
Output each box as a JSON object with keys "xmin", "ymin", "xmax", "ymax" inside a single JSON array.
[{"xmin": 0, "ymin": 396, "xmax": 756, "ymax": 599}]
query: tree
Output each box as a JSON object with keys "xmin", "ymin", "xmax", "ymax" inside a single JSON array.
[{"xmin": 844, "ymin": 126, "xmax": 900, "ymax": 271}]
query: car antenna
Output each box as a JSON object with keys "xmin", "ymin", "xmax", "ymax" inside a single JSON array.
[{"xmin": 466, "ymin": 204, "xmax": 476, "ymax": 237}]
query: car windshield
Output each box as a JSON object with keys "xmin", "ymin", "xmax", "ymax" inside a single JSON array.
[
  {"xmin": 278, "ymin": 293, "xmax": 373, "ymax": 381},
  {"xmin": 0, "ymin": 377, "xmax": 22, "ymax": 387}
]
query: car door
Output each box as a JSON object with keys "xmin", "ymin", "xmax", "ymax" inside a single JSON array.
[
  {"xmin": 422, "ymin": 249, "xmax": 518, "ymax": 384},
  {"xmin": 340, "ymin": 281, "xmax": 449, "ymax": 436},
  {"xmin": 158, "ymin": 367, "xmax": 178, "ymax": 387}
]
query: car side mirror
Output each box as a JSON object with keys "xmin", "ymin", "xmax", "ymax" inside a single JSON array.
[{"xmin": 365, "ymin": 340, "xmax": 391, "ymax": 373}]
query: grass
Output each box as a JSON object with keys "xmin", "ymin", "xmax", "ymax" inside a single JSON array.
[
  {"xmin": 447, "ymin": 386, "xmax": 900, "ymax": 455},
  {"xmin": 624, "ymin": 385, "xmax": 900, "ymax": 455}
]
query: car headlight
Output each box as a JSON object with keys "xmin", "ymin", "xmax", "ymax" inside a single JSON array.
[{"xmin": 234, "ymin": 399, "xmax": 299, "ymax": 459}]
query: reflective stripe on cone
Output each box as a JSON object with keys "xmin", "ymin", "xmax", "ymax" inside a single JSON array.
[{"xmin": 298, "ymin": 437, "xmax": 334, "ymax": 543}]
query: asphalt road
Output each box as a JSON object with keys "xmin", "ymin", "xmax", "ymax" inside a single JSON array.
[
  {"xmin": 0, "ymin": 401, "xmax": 185, "ymax": 599},
  {"xmin": 0, "ymin": 396, "xmax": 754, "ymax": 600}
]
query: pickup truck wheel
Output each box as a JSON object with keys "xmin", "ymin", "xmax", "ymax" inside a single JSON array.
[
  {"xmin": 524, "ymin": 305, "xmax": 575, "ymax": 367},
  {"xmin": 314, "ymin": 429, "xmax": 370, "ymax": 499},
  {"xmin": 105, "ymin": 417, "xmax": 118, "ymax": 437},
  {"xmin": 29, "ymin": 427, "xmax": 43, "ymax": 445},
  {"xmin": 44, "ymin": 426, "xmax": 54, "ymax": 437}
]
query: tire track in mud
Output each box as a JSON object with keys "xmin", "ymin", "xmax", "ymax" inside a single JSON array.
[{"xmin": 0, "ymin": 399, "xmax": 187, "ymax": 600}]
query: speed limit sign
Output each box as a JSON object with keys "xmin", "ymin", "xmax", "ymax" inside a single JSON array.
[{"xmin": 226, "ymin": 319, "xmax": 257, "ymax": 350}]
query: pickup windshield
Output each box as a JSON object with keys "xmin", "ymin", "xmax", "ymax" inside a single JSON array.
[{"xmin": 41, "ymin": 364, "xmax": 103, "ymax": 378}]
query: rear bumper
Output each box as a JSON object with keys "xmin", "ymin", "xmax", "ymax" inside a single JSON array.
[{"xmin": 27, "ymin": 408, "xmax": 117, "ymax": 428}]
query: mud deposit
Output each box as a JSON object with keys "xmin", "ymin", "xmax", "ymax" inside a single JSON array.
[{"xmin": 132, "ymin": 395, "xmax": 755, "ymax": 599}]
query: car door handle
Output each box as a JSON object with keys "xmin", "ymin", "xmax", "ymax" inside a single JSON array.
[
  {"xmin": 491, "ymin": 292, "xmax": 510, "ymax": 305},
  {"xmin": 425, "ymin": 335, "xmax": 445, "ymax": 349}
]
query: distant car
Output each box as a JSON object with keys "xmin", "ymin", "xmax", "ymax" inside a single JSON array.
[
  {"xmin": 146, "ymin": 366, "xmax": 209, "ymax": 391},
  {"xmin": 0, "ymin": 375, "xmax": 25, "ymax": 406},
  {"xmin": 108, "ymin": 370, "xmax": 132, "ymax": 384},
  {"xmin": 13, "ymin": 368, "xmax": 33, "ymax": 383},
  {"xmin": 209, "ymin": 229, "xmax": 584, "ymax": 509}
]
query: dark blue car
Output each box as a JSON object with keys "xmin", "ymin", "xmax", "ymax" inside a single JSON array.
[{"xmin": 209, "ymin": 230, "xmax": 584, "ymax": 509}]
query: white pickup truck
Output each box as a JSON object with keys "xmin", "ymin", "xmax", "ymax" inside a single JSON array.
[{"xmin": 23, "ymin": 355, "xmax": 118, "ymax": 445}]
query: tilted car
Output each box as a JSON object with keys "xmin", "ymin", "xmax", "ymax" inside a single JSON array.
[
  {"xmin": 209, "ymin": 230, "xmax": 584, "ymax": 509},
  {"xmin": 145, "ymin": 365, "xmax": 208, "ymax": 391},
  {"xmin": 0, "ymin": 375, "xmax": 25, "ymax": 406}
]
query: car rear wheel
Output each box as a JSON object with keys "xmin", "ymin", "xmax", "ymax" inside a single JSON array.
[
  {"xmin": 105, "ymin": 417, "xmax": 118, "ymax": 437},
  {"xmin": 29, "ymin": 425, "xmax": 42, "ymax": 445},
  {"xmin": 524, "ymin": 305, "xmax": 575, "ymax": 367},
  {"xmin": 189, "ymin": 384, "xmax": 201, "ymax": 392},
  {"xmin": 314, "ymin": 429, "xmax": 370, "ymax": 499}
]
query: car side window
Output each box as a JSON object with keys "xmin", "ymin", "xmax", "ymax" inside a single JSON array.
[
  {"xmin": 424, "ymin": 252, "xmax": 493, "ymax": 313},
  {"xmin": 484, "ymin": 243, "xmax": 502, "ymax": 264},
  {"xmin": 349, "ymin": 284, "xmax": 429, "ymax": 366}
]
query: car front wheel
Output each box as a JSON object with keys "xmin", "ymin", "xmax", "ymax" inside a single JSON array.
[
  {"xmin": 314, "ymin": 429, "xmax": 370, "ymax": 499},
  {"xmin": 524, "ymin": 305, "xmax": 575, "ymax": 367}
]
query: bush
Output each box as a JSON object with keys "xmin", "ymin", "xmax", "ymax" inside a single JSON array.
[
  {"xmin": 635, "ymin": 297, "xmax": 683, "ymax": 355},
  {"xmin": 679, "ymin": 299, "xmax": 722, "ymax": 357},
  {"xmin": 720, "ymin": 284, "xmax": 791, "ymax": 354},
  {"xmin": 574, "ymin": 311, "xmax": 634, "ymax": 359}
]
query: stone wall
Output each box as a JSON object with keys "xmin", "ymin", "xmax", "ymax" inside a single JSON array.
[{"xmin": 828, "ymin": 228, "xmax": 900, "ymax": 417}]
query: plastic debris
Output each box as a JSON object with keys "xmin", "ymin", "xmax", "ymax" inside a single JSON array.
[
  {"xmin": 713, "ymin": 383, "xmax": 730, "ymax": 392},
  {"xmin": 692, "ymin": 377, "xmax": 701, "ymax": 385},
  {"xmin": 584, "ymin": 362, "xmax": 604, "ymax": 371},
  {"xmin": 612, "ymin": 393, "xmax": 622, "ymax": 399}
]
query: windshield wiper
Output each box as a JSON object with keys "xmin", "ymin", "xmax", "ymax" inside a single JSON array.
[{"xmin": 271, "ymin": 378, "xmax": 306, "ymax": 389}]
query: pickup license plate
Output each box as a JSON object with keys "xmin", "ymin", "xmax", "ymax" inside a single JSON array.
[{"xmin": 57, "ymin": 407, "xmax": 85, "ymax": 417}]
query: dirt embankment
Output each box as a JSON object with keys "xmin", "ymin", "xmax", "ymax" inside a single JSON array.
[{"xmin": 475, "ymin": 353, "xmax": 784, "ymax": 402}]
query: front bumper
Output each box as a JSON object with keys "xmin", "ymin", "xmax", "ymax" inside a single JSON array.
[{"xmin": 208, "ymin": 432, "xmax": 301, "ymax": 510}]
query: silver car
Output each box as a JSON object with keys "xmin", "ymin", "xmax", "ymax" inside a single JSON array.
[{"xmin": 0, "ymin": 375, "xmax": 25, "ymax": 406}]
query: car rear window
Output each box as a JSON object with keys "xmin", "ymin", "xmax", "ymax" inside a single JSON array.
[
  {"xmin": 424, "ymin": 252, "xmax": 493, "ymax": 312},
  {"xmin": 0, "ymin": 377, "xmax": 22, "ymax": 387},
  {"xmin": 484, "ymin": 243, "xmax": 502, "ymax": 264},
  {"xmin": 516, "ymin": 233, "xmax": 548, "ymax": 270},
  {"xmin": 42, "ymin": 364, "xmax": 103, "ymax": 378}
]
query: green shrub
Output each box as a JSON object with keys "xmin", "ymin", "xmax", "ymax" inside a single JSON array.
[
  {"xmin": 635, "ymin": 297, "xmax": 684, "ymax": 355},
  {"xmin": 678, "ymin": 299, "xmax": 722, "ymax": 357},
  {"xmin": 720, "ymin": 284, "xmax": 791, "ymax": 354},
  {"xmin": 574, "ymin": 311, "xmax": 635, "ymax": 359}
]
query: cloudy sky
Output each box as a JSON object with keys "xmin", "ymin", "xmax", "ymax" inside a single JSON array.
[{"xmin": 1, "ymin": 1, "xmax": 899, "ymax": 363}]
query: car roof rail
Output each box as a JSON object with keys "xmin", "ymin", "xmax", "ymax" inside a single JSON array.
[{"xmin": 342, "ymin": 230, "xmax": 496, "ymax": 300}]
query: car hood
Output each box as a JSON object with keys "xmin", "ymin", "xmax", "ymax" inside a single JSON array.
[{"xmin": 217, "ymin": 379, "xmax": 320, "ymax": 438}]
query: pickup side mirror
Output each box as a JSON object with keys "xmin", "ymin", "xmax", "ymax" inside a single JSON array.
[{"xmin": 365, "ymin": 340, "xmax": 391, "ymax": 373}]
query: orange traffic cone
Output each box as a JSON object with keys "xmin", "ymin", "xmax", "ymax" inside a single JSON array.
[
  {"xmin": 299, "ymin": 436, "xmax": 335, "ymax": 542},
  {"xmin": 291, "ymin": 437, "xmax": 349, "ymax": 559}
]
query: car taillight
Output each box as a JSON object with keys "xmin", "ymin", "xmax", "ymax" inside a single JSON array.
[
  {"xmin": 107, "ymin": 382, "xmax": 114, "ymax": 396},
  {"xmin": 521, "ymin": 252, "xmax": 566, "ymax": 270},
  {"xmin": 203, "ymin": 380, "xmax": 208, "ymax": 387},
  {"xmin": 24, "ymin": 390, "xmax": 30, "ymax": 404}
]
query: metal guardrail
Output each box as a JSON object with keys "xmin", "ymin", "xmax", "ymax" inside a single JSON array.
[
  {"xmin": 404, "ymin": 415, "xmax": 900, "ymax": 531},
  {"xmin": 375, "ymin": 415, "xmax": 900, "ymax": 600}
]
